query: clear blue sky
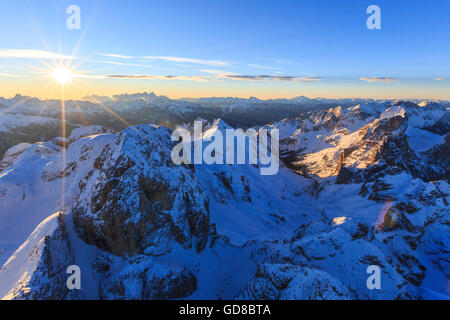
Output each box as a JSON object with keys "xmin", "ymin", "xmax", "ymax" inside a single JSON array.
[{"xmin": 0, "ymin": 0, "xmax": 449, "ymax": 99}]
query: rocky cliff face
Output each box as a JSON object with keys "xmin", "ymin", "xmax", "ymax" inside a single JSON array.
[
  {"xmin": 73, "ymin": 125, "xmax": 210, "ymax": 256},
  {"xmin": 18, "ymin": 214, "xmax": 77, "ymax": 300}
]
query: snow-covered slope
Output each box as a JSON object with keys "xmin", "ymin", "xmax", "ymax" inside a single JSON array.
[
  {"xmin": 0, "ymin": 126, "xmax": 114, "ymax": 266},
  {"xmin": 0, "ymin": 97, "xmax": 448, "ymax": 300}
]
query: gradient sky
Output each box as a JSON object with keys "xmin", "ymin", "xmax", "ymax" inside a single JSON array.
[{"xmin": 0, "ymin": 0, "xmax": 449, "ymax": 100}]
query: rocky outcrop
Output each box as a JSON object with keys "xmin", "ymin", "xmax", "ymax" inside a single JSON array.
[
  {"xmin": 238, "ymin": 263, "xmax": 350, "ymax": 300},
  {"xmin": 422, "ymin": 133, "xmax": 450, "ymax": 182},
  {"xmin": 72, "ymin": 125, "xmax": 210, "ymax": 256},
  {"xmin": 100, "ymin": 255, "xmax": 197, "ymax": 300},
  {"xmin": 424, "ymin": 112, "xmax": 450, "ymax": 135},
  {"xmin": 8, "ymin": 214, "xmax": 76, "ymax": 300},
  {"xmin": 421, "ymin": 217, "xmax": 450, "ymax": 278},
  {"xmin": 21, "ymin": 214, "xmax": 76, "ymax": 300},
  {"xmin": 0, "ymin": 116, "xmax": 76, "ymax": 158},
  {"xmin": 290, "ymin": 224, "xmax": 422, "ymax": 299}
]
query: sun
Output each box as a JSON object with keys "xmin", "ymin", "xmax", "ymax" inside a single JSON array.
[{"xmin": 51, "ymin": 68, "xmax": 75, "ymax": 85}]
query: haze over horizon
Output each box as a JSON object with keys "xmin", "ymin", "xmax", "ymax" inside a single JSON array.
[{"xmin": 1, "ymin": 91, "xmax": 450, "ymax": 103}]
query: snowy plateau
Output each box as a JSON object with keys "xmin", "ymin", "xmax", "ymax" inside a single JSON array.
[{"xmin": 0, "ymin": 93, "xmax": 448, "ymax": 300}]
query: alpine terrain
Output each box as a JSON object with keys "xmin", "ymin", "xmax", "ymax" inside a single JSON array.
[{"xmin": 0, "ymin": 93, "xmax": 448, "ymax": 300}]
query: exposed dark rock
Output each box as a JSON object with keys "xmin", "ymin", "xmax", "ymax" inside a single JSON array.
[
  {"xmin": 18, "ymin": 214, "xmax": 76, "ymax": 300},
  {"xmin": 72, "ymin": 126, "xmax": 210, "ymax": 257},
  {"xmin": 238, "ymin": 263, "xmax": 350, "ymax": 300},
  {"xmin": 424, "ymin": 112, "xmax": 450, "ymax": 135},
  {"xmin": 100, "ymin": 256, "xmax": 197, "ymax": 300}
]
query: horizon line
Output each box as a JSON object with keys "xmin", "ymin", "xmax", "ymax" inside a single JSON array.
[{"xmin": 1, "ymin": 92, "xmax": 449, "ymax": 103}]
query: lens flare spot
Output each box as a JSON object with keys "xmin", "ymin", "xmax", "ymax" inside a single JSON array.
[{"xmin": 51, "ymin": 68, "xmax": 74, "ymax": 84}]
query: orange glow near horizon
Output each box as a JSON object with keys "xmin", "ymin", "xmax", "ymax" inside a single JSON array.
[{"xmin": 0, "ymin": 72, "xmax": 449, "ymax": 101}]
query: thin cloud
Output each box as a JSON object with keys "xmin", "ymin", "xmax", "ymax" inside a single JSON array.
[
  {"xmin": 0, "ymin": 49, "xmax": 73, "ymax": 59},
  {"xmin": 105, "ymin": 74, "xmax": 208, "ymax": 81},
  {"xmin": 174, "ymin": 63, "xmax": 192, "ymax": 68},
  {"xmin": 434, "ymin": 77, "xmax": 448, "ymax": 81},
  {"xmin": 105, "ymin": 74, "xmax": 160, "ymax": 79},
  {"xmin": 100, "ymin": 53, "xmax": 134, "ymax": 59},
  {"xmin": 93, "ymin": 60, "xmax": 154, "ymax": 68},
  {"xmin": 142, "ymin": 56, "xmax": 230, "ymax": 67},
  {"xmin": 360, "ymin": 77, "xmax": 398, "ymax": 83},
  {"xmin": 225, "ymin": 75, "xmax": 321, "ymax": 82},
  {"xmin": 273, "ymin": 59, "xmax": 295, "ymax": 64},
  {"xmin": 200, "ymin": 69, "xmax": 235, "ymax": 76},
  {"xmin": 103, "ymin": 73, "xmax": 320, "ymax": 83},
  {"xmin": 247, "ymin": 64, "xmax": 279, "ymax": 70},
  {"xmin": 0, "ymin": 73, "xmax": 20, "ymax": 78}
]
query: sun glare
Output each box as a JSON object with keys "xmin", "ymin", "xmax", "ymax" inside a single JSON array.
[{"xmin": 51, "ymin": 68, "xmax": 74, "ymax": 85}]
